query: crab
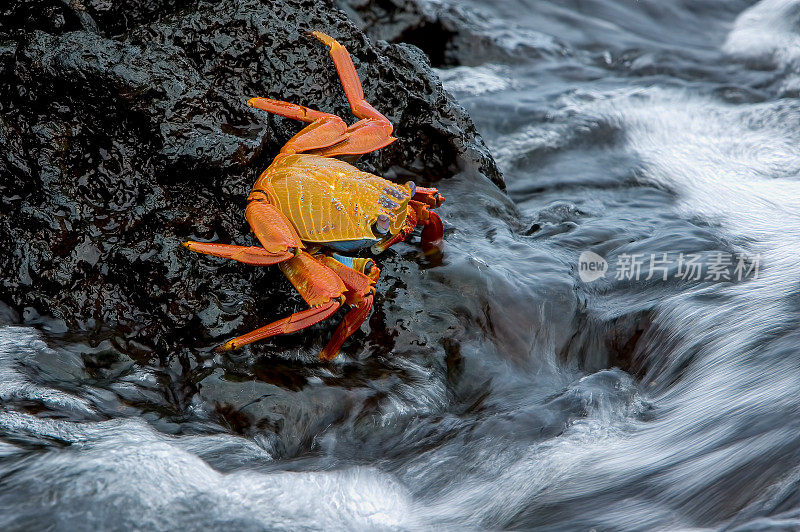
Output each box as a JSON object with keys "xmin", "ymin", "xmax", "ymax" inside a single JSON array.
[{"xmin": 183, "ymin": 31, "xmax": 444, "ymax": 360}]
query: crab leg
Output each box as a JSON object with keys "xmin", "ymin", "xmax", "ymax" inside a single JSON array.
[
  {"xmin": 247, "ymin": 97, "xmax": 338, "ymax": 124},
  {"xmin": 280, "ymin": 250, "xmax": 347, "ymax": 307},
  {"xmin": 317, "ymin": 256, "xmax": 379, "ymax": 360},
  {"xmin": 280, "ymin": 117, "xmax": 350, "ymax": 154},
  {"xmin": 247, "ymin": 98, "xmax": 350, "ymax": 155},
  {"xmin": 320, "ymin": 295, "xmax": 374, "ymax": 360},
  {"xmin": 183, "ymin": 200, "xmax": 302, "ymax": 265},
  {"xmin": 245, "ymin": 199, "xmax": 304, "ymax": 252},
  {"xmin": 216, "ymin": 301, "xmax": 341, "ymax": 352},
  {"xmin": 311, "ymin": 121, "xmax": 396, "ymax": 157},
  {"xmin": 247, "ymin": 32, "xmax": 397, "ymax": 157},
  {"xmin": 216, "ymin": 250, "xmax": 347, "ymax": 352},
  {"xmin": 181, "ymin": 242, "xmax": 294, "ymax": 266},
  {"xmin": 311, "ymin": 31, "xmax": 392, "ymax": 125},
  {"xmin": 309, "ymin": 31, "xmax": 397, "ymax": 158},
  {"xmin": 318, "ymin": 255, "xmax": 377, "ymax": 306}
]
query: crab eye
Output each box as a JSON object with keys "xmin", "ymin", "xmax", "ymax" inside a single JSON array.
[
  {"xmin": 363, "ymin": 259, "xmax": 375, "ymax": 275},
  {"xmin": 405, "ymin": 181, "xmax": 416, "ymax": 197},
  {"xmin": 373, "ymin": 214, "xmax": 391, "ymax": 235}
]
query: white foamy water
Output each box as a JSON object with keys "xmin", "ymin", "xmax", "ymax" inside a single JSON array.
[
  {"xmin": 0, "ymin": 411, "xmax": 416, "ymax": 531},
  {"xmin": 435, "ymin": 64, "xmax": 515, "ymax": 96},
  {"xmin": 429, "ymin": 83, "xmax": 800, "ymax": 528},
  {"xmin": 557, "ymin": 87, "xmax": 800, "ymax": 288},
  {"xmin": 724, "ymin": 0, "xmax": 800, "ymax": 68},
  {"xmin": 0, "ymin": 327, "xmax": 95, "ymax": 417}
]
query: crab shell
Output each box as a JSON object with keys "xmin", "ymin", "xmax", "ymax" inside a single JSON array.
[{"xmin": 253, "ymin": 153, "xmax": 413, "ymax": 252}]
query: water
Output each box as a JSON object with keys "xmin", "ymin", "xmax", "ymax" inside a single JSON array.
[{"xmin": 3, "ymin": 0, "xmax": 800, "ymax": 529}]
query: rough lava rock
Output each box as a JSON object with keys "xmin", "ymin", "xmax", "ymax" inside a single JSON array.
[{"xmin": 0, "ymin": 0, "xmax": 501, "ymax": 357}]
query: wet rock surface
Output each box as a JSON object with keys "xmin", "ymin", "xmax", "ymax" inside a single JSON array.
[
  {"xmin": 0, "ymin": 0, "xmax": 510, "ymax": 454},
  {"xmin": 0, "ymin": 0, "xmax": 500, "ymax": 355}
]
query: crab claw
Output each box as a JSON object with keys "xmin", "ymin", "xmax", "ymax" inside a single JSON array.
[
  {"xmin": 412, "ymin": 186, "xmax": 444, "ymax": 208},
  {"xmin": 421, "ymin": 210, "xmax": 444, "ymax": 244},
  {"xmin": 371, "ymin": 207, "xmax": 417, "ymax": 255},
  {"xmin": 409, "ymin": 200, "xmax": 444, "ymax": 245}
]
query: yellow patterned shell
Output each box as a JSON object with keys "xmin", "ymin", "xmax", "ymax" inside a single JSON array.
[{"xmin": 253, "ymin": 154, "xmax": 411, "ymax": 244}]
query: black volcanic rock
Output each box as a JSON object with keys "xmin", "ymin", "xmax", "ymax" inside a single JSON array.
[{"xmin": 0, "ymin": 0, "xmax": 501, "ymax": 357}]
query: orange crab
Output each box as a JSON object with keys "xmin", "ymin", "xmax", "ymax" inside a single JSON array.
[{"xmin": 183, "ymin": 31, "xmax": 444, "ymax": 360}]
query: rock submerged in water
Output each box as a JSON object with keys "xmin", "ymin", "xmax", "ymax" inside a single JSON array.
[{"xmin": 0, "ymin": 0, "xmax": 501, "ymax": 355}]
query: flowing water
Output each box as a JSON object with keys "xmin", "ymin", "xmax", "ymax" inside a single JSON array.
[{"xmin": 3, "ymin": 0, "xmax": 800, "ymax": 529}]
